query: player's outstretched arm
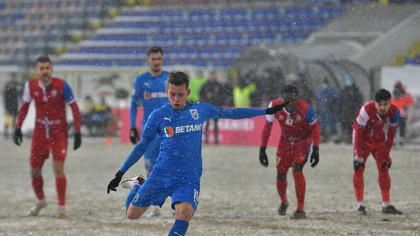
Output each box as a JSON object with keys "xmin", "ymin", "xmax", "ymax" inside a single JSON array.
[
  {"xmin": 266, "ymin": 101, "xmax": 289, "ymax": 114},
  {"xmin": 107, "ymin": 170, "xmax": 124, "ymax": 193},
  {"xmin": 218, "ymin": 101, "xmax": 289, "ymax": 120},
  {"xmin": 107, "ymin": 136, "xmax": 153, "ymax": 193}
]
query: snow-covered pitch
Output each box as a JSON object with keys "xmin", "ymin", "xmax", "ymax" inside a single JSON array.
[{"xmin": 1, "ymin": 138, "xmax": 419, "ymax": 235}]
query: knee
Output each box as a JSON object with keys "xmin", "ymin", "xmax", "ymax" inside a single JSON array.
[
  {"xmin": 30, "ymin": 168, "xmax": 41, "ymax": 178},
  {"xmin": 292, "ymin": 163, "xmax": 303, "ymax": 172},
  {"xmin": 53, "ymin": 168, "xmax": 65, "ymax": 177},
  {"xmin": 174, "ymin": 204, "xmax": 194, "ymax": 221},
  {"xmin": 127, "ymin": 209, "xmax": 141, "ymax": 220},
  {"xmin": 53, "ymin": 162, "xmax": 65, "ymax": 177},
  {"xmin": 127, "ymin": 213, "xmax": 139, "ymax": 220},
  {"xmin": 277, "ymin": 172, "xmax": 287, "ymax": 181}
]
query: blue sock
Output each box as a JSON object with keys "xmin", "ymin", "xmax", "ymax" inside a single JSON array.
[
  {"xmin": 168, "ymin": 219, "xmax": 189, "ymax": 236},
  {"xmin": 125, "ymin": 184, "xmax": 140, "ymax": 212}
]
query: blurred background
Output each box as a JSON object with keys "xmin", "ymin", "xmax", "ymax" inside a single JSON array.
[{"xmin": 1, "ymin": 0, "xmax": 419, "ymax": 144}]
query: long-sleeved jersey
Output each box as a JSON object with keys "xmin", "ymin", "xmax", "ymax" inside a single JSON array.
[
  {"xmin": 260, "ymin": 98, "xmax": 320, "ymax": 148},
  {"xmin": 120, "ymin": 102, "xmax": 266, "ymax": 181},
  {"xmin": 16, "ymin": 78, "xmax": 81, "ymax": 136},
  {"xmin": 353, "ymin": 101, "xmax": 399, "ymax": 157},
  {"xmin": 130, "ymin": 71, "xmax": 169, "ymax": 129}
]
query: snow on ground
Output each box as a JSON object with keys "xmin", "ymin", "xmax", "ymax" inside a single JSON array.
[{"xmin": 1, "ymin": 137, "xmax": 420, "ymax": 235}]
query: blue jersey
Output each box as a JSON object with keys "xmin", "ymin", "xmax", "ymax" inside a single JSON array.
[
  {"xmin": 120, "ymin": 102, "xmax": 266, "ymax": 181},
  {"xmin": 130, "ymin": 71, "xmax": 169, "ymax": 129}
]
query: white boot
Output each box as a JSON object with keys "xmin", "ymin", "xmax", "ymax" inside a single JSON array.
[
  {"xmin": 28, "ymin": 199, "xmax": 47, "ymax": 216},
  {"xmin": 55, "ymin": 205, "xmax": 66, "ymax": 219},
  {"xmin": 121, "ymin": 175, "xmax": 145, "ymax": 189}
]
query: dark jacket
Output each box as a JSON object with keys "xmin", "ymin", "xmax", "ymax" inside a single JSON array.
[
  {"xmin": 199, "ymin": 80, "xmax": 223, "ymax": 106},
  {"xmin": 339, "ymin": 85, "xmax": 363, "ymax": 123}
]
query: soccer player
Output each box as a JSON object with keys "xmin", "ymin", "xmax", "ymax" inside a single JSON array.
[
  {"xmin": 107, "ymin": 71, "xmax": 288, "ymax": 236},
  {"xmin": 259, "ymin": 85, "xmax": 320, "ymax": 219},
  {"xmin": 129, "ymin": 46, "xmax": 169, "ymax": 216},
  {"xmin": 352, "ymin": 88, "xmax": 402, "ymax": 215},
  {"xmin": 14, "ymin": 56, "xmax": 82, "ymax": 219}
]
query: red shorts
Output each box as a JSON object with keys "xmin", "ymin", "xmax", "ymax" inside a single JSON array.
[
  {"xmin": 30, "ymin": 130, "xmax": 68, "ymax": 168},
  {"xmin": 353, "ymin": 142, "xmax": 389, "ymax": 163},
  {"xmin": 276, "ymin": 139, "xmax": 311, "ymax": 173}
]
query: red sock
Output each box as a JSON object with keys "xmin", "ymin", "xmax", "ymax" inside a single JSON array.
[
  {"xmin": 353, "ymin": 168, "xmax": 364, "ymax": 203},
  {"xmin": 56, "ymin": 176, "xmax": 67, "ymax": 206},
  {"xmin": 32, "ymin": 176, "xmax": 45, "ymax": 201},
  {"xmin": 276, "ymin": 177, "xmax": 288, "ymax": 203},
  {"xmin": 293, "ymin": 171, "xmax": 306, "ymax": 211},
  {"xmin": 378, "ymin": 169, "xmax": 390, "ymax": 203}
]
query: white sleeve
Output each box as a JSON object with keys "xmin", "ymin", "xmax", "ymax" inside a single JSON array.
[
  {"xmin": 355, "ymin": 106, "xmax": 369, "ymax": 127},
  {"xmin": 22, "ymin": 82, "xmax": 32, "ymax": 103},
  {"xmin": 265, "ymin": 101, "xmax": 275, "ymax": 123}
]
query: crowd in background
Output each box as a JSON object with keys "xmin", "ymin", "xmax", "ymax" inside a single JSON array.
[{"xmin": 3, "ymin": 70, "xmax": 415, "ymax": 145}]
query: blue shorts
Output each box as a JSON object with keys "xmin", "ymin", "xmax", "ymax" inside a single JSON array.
[
  {"xmin": 143, "ymin": 135, "xmax": 160, "ymax": 170},
  {"xmin": 131, "ymin": 174, "xmax": 200, "ymax": 211}
]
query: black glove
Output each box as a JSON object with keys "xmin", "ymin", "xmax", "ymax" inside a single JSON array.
[
  {"xmin": 74, "ymin": 131, "xmax": 82, "ymax": 150},
  {"xmin": 259, "ymin": 146, "xmax": 269, "ymax": 167},
  {"xmin": 353, "ymin": 158, "xmax": 365, "ymax": 171},
  {"xmin": 129, "ymin": 128, "xmax": 139, "ymax": 145},
  {"xmin": 266, "ymin": 101, "xmax": 290, "ymax": 115},
  {"xmin": 14, "ymin": 128, "xmax": 22, "ymax": 146},
  {"xmin": 107, "ymin": 170, "xmax": 124, "ymax": 194},
  {"xmin": 382, "ymin": 160, "xmax": 392, "ymax": 170},
  {"xmin": 310, "ymin": 146, "xmax": 319, "ymax": 168}
]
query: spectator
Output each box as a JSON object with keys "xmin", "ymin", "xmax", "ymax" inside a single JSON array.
[
  {"xmin": 3, "ymin": 72, "xmax": 21, "ymax": 138},
  {"xmin": 82, "ymin": 96, "xmax": 111, "ymax": 137},
  {"xmin": 188, "ymin": 70, "xmax": 207, "ymax": 102},
  {"xmin": 315, "ymin": 79, "xmax": 339, "ymax": 142},
  {"xmin": 339, "ymin": 75, "xmax": 363, "ymax": 143},
  {"xmin": 233, "ymin": 79, "xmax": 256, "ymax": 108},
  {"xmin": 220, "ymin": 71, "xmax": 234, "ymax": 107},
  {"xmin": 200, "ymin": 71, "xmax": 223, "ymax": 144},
  {"xmin": 391, "ymin": 81, "xmax": 414, "ymax": 146}
]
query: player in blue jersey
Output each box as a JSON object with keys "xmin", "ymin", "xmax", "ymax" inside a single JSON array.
[
  {"xmin": 107, "ymin": 71, "xmax": 288, "ymax": 236},
  {"xmin": 129, "ymin": 46, "xmax": 168, "ymax": 216}
]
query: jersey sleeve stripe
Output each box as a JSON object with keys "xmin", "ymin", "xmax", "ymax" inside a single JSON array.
[
  {"xmin": 356, "ymin": 106, "xmax": 368, "ymax": 127},
  {"xmin": 22, "ymin": 82, "xmax": 32, "ymax": 103},
  {"xmin": 265, "ymin": 101, "xmax": 275, "ymax": 123}
]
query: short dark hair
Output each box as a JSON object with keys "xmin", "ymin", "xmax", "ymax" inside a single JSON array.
[
  {"xmin": 147, "ymin": 46, "xmax": 163, "ymax": 56},
  {"xmin": 168, "ymin": 71, "xmax": 189, "ymax": 88},
  {"xmin": 35, "ymin": 55, "xmax": 51, "ymax": 64},
  {"xmin": 375, "ymin": 89, "xmax": 391, "ymax": 102},
  {"xmin": 282, "ymin": 85, "xmax": 298, "ymax": 95}
]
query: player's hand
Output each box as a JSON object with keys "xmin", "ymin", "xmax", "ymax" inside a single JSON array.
[
  {"xmin": 129, "ymin": 128, "xmax": 139, "ymax": 145},
  {"xmin": 310, "ymin": 146, "xmax": 319, "ymax": 167},
  {"xmin": 14, "ymin": 128, "xmax": 22, "ymax": 146},
  {"xmin": 107, "ymin": 170, "xmax": 124, "ymax": 194},
  {"xmin": 266, "ymin": 101, "xmax": 290, "ymax": 114},
  {"xmin": 353, "ymin": 157, "xmax": 364, "ymax": 171},
  {"xmin": 382, "ymin": 158, "xmax": 392, "ymax": 170},
  {"xmin": 74, "ymin": 131, "xmax": 82, "ymax": 150},
  {"xmin": 259, "ymin": 146, "xmax": 269, "ymax": 167}
]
